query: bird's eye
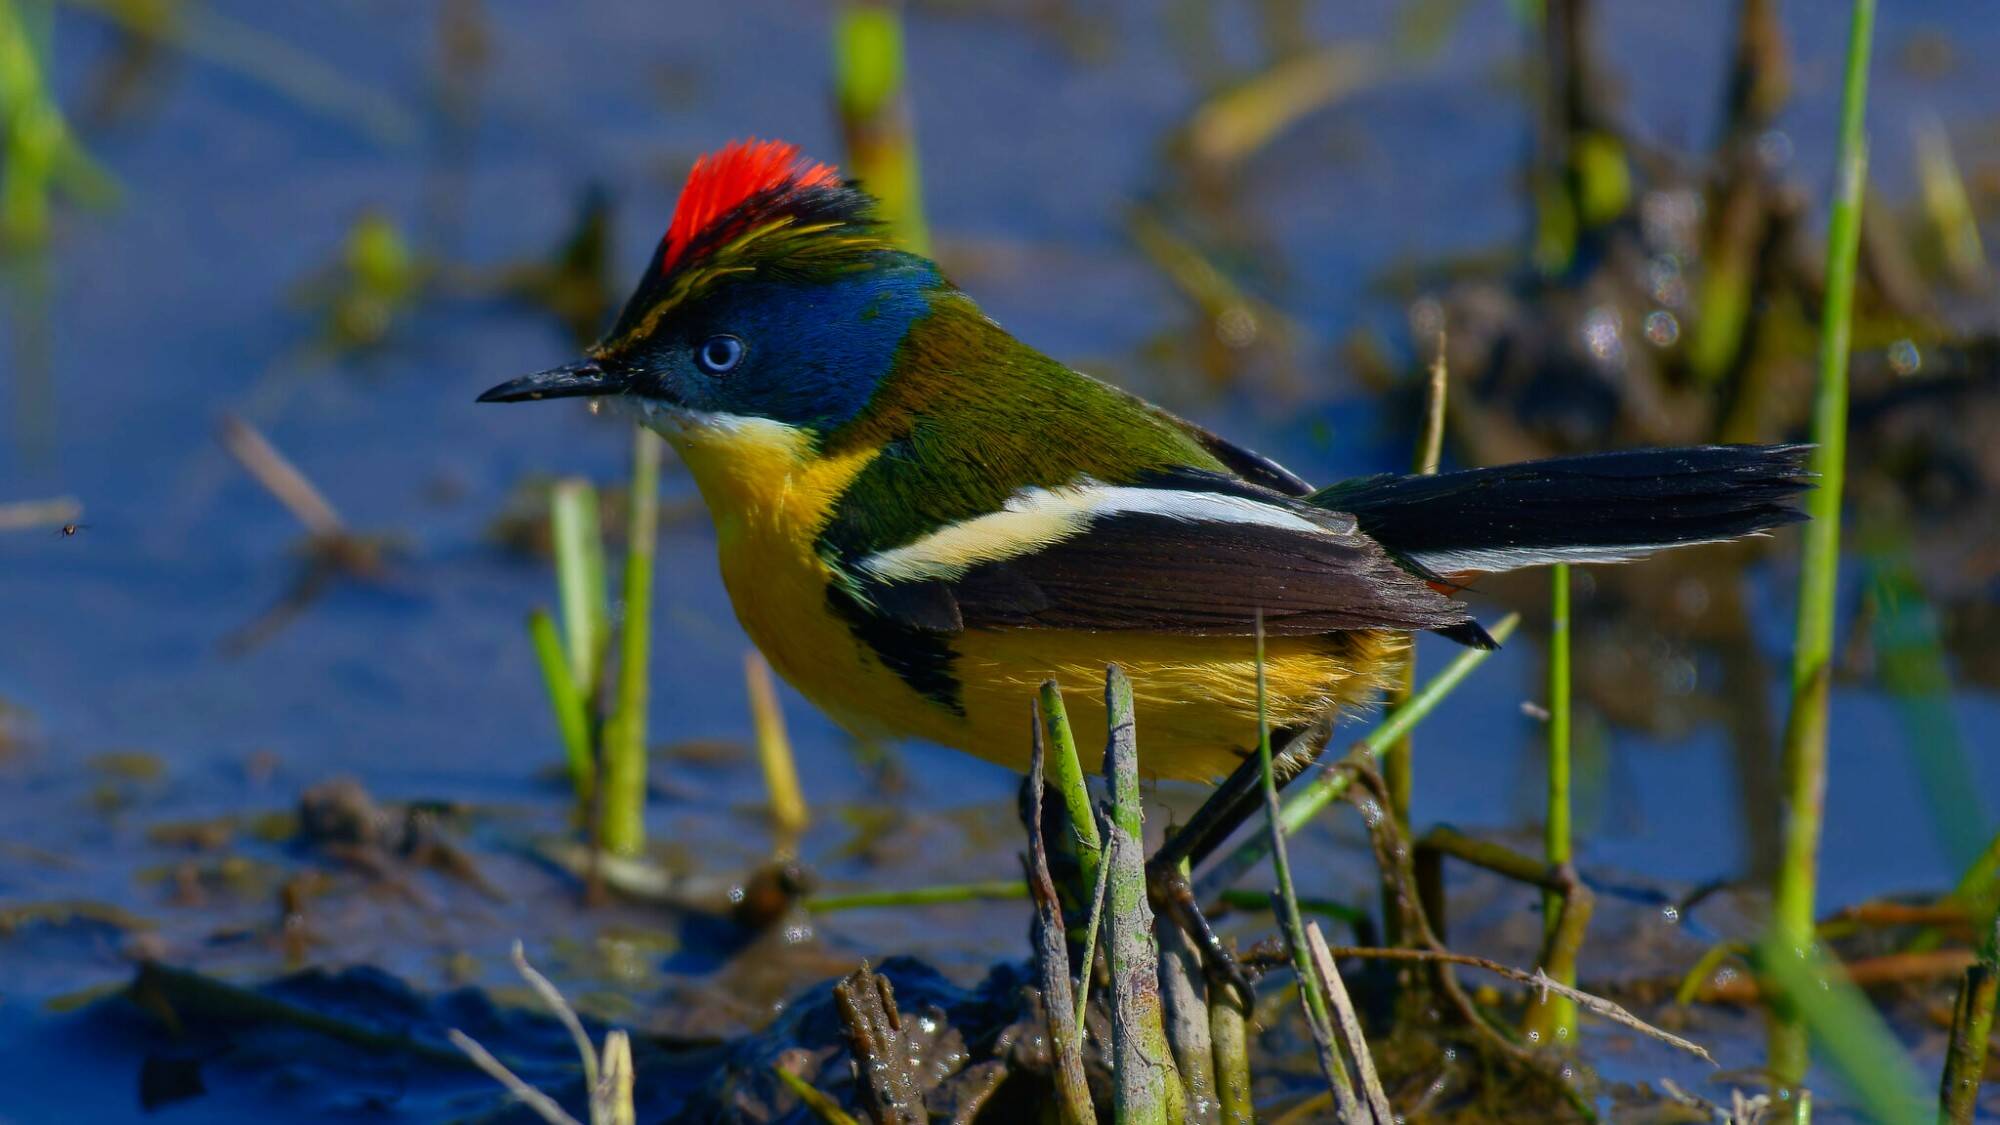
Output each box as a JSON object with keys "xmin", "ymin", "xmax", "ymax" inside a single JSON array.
[{"xmin": 695, "ymin": 335, "xmax": 745, "ymax": 375}]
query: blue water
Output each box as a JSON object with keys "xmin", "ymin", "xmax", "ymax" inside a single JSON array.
[{"xmin": 2, "ymin": 2, "xmax": 1996, "ymax": 1119}]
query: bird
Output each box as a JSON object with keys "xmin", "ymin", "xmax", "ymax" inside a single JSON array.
[{"xmin": 479, "ymin": 141, "xmax": 1808, "ymax": 966}]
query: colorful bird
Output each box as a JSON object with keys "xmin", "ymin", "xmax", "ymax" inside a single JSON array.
[{"xmin": 480, "ymin": 140, "xmax": 1807, "ymax": 977}]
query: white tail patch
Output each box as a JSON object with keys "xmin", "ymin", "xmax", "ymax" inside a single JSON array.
[
  {"xmin": 860, "ymin": 481, "xmax": 1346, "ymax": 583},
  {"xmin": 1407, "ymin": 535, "xmax": 1749, "ymax": 575}
]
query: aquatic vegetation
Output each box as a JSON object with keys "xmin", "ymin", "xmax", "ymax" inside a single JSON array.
[
  {"xmin": 1769, "ymin": 0, "xmax": 1874, "ymax": 1095},
  {"xmin": 527, "ymin": 429, "xmax": 665, "ymax": 857}
]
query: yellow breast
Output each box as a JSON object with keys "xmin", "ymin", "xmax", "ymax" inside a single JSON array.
[
  {"xmin": 653, "ymin": 408, "xmax": 1404, "ymax": 782},
  {"xmin": 654, "ymin": 410, "xmax": 948, "ymax": 744}
]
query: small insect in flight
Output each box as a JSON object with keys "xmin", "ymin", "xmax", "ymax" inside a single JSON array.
[{"xmin": 57, "ymin": 523, "xmax": 90, "ymax": 537}]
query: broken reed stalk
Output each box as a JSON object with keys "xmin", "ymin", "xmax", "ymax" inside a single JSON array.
[
  {"xmin": 1769, "ymin": 0, "xmax": 1873, "ymax": 1090},
  {"xmin": 745, "ymin": 652, "xmax": 808, "ymax": 839},
  {"xmin": 1525, "ymin": 562, "xmax": 1578, "ymax": 1043},
  {"xmin": 1102, "ymin": 665, "xmax": 1186, "ymax": 1124},
  {"xmin": 601, "ymin": 427, "xmax": 662, "ymax": 857},
  {"xmin": 1384, "ymin": 327, "xmax": 1448, "ymax": 836},
  {"xmin": 1305, "ymin": 922, "xmax": 1394, "ymax": 1123},
  {"xmin": 833, "ymin": 0, "xmax": 929, "ymax": 254},
  {"xmin": 1938, "ymin": 919, "xmax": 1997, "ymax": 1124},
  {"xmin": 1197, "ymin": 612, "xmax": 1520, "ymax": 902},
  {"xmin": 1024, "ymin": 703, "xmax": 1094, "ymax": 1125},
  {"xmin": 1255, "ymin": 614, "xmax": 1359, "ymax": 1116},
  {"xmin": 833, "ymin": 966, "xmax": 927, "ymax": 1124}
]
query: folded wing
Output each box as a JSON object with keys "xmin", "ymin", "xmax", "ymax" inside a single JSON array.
[{"xmin": 841, "ymin": 472, "xmax": 1469, "ymax": 637}]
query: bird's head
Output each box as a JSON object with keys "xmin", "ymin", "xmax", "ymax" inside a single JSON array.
[{"xmin": 479, "ymin": 140, "xmax": 943, "ymax": 441}]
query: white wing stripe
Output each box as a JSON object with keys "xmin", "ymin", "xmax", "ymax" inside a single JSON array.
[{"xmin": 859, "ymin": 482, "xmax": 1333, "ymax": 583}]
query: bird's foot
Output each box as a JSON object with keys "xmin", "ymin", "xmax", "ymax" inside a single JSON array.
[{"xmin": 1147, "ymin": 854, "xmax": 1256, "ymax": 1010}]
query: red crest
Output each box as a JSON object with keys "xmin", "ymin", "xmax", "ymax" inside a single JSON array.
[{"xmin": 659, "ymin": 140, "xmax": 841, "ymax": 273}]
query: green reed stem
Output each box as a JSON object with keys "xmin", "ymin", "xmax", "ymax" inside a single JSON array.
[
  {"xmin": 1384, "ymin": 332, "xmax": 1449, "ymax": 836},
  {"xmin": 601, "ymin": 428, "xmax": 661, "ymax": 857},
  {"xmin": 1038, "ymin": 681, "xmax": 1104, "ymax": 901},
  {"xmin": 1770, "ymin": 0, "xmax": 1873, "ymax": 1090},
  {"xmin": 1526, "ymin": 563, "xmax": 1578, "ymax": 1041},
  {"xmin": 805, "ymin": 880, "xmax": 1027, "ymax": 912},
  {"xmin": 833, "ymin": 1, "xmax": 929, "ymax": 254},
  {"xmin": 1196, "ymin": 612, "xmax": 1520, "ymax": 901},
  {"xmin": 1256, "ymin": 615, "xmax": 1357, "ymax": 1113},
  {"xmin": 1103, "ymin": 665, "xmax": 1185, "ymax": 1124},
  {"xmin": 549, "ymin": 480, "xmax": 609, "ymax": 696},
  {"xmin": 1207, "ymin": 983, "xmax": 1254, "ymax": 1125},
  {"xmin": 528, "ymin": 609, "xmax": 594, "ymax": 803}
]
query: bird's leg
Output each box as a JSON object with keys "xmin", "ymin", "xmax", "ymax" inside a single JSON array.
[{"xmin": 1146, "ymin": 722, "xmax": 1330, "ymax": 1009}]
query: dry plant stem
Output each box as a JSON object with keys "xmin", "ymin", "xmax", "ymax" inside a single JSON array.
[
  {"xmin": 1305, "ymin": 922, "xmax": 1394, "ymax": 1124},
  {"xmin": 601, "ymin": 427, "xmax": 661, "ymax": 857},
  {"xmin": 1023, "ymin": 704, "xmax": 1095, "ymax": 1125},
  {"xmin": 1937, "ymin": 921, "xmax": 1996, "ymax": 1124},
  {"xmin": 1279, "ymin": 891, "xmax": 1361, "ymax": 1122},
  {"xmin": 833, "ymin": 966, "xmax": 926, "ymax": 1125},
  {"xmin": 1207, "ymin": 969, "xmax": 1255, "ymax": 1125},
  {"xmin": 217, "ymin": 413, "xmax": 346, "ymax": 537},
  {"xmin": 0, "ymin": 495, "xmax": 81, "ymax": 531},
  {"xmin": 1383, "ymin": 328, "xmax": 1449, "ymax": 839},
  {"xmin": 1102, "ymin": 665, "xmax": 1186, "ymax": 1124},
  {"xmin": 512, "ymin": 940, "xmax": 599, "ymax": 1094},
  {"xmin": 448, "ymin": 1029, "xmax": 582, "ymax": 1125},
  {"xmin": 1329, "ymin": 946, "xmax": 1716, "ymax": 1067},
  {"xmin": 1770, "ymin": 0, "xmax": 1873, "ymax": 1090},
  {"xmin": 745, "ymin": 652, "xmax": 808, "ymax": 838}
]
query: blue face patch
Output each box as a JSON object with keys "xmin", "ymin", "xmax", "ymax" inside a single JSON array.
[{"xmin": 625, "ymin": 255, "xmax": 940, "ymax": 433}]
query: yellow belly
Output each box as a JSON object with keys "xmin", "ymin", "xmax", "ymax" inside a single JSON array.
[{"xmin": 657, "ymin": 412, "xmax": 1408, "ymax": 782}]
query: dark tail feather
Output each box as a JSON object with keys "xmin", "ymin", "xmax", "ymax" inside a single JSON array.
[{"xmin": 1314, "ymin": 444, "xmax": 1813, "ymax": 579}]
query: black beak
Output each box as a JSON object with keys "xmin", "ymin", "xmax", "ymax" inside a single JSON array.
[{"xmin": 476, "ymin": 358, "xmax": 626, "ymax": 403}]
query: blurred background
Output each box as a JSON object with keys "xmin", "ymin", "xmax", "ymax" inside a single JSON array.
[{"xmin": 1, "ymin": 1, "xmax": 1996, "ymax": 1119}]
